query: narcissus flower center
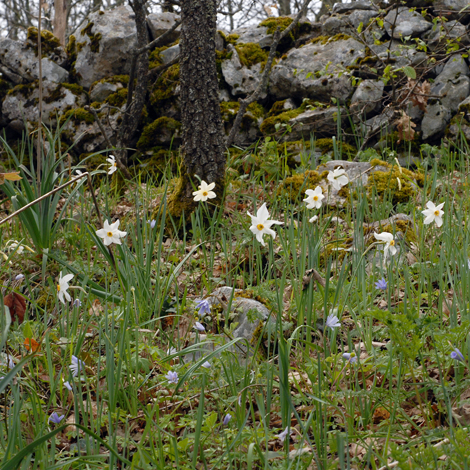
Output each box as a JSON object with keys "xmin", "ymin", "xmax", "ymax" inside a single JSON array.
[
  {"xmin": 202, "ymin": 191, "xmax": 208, "ymax": 196},
  {"xmin": 107, "ymin": 231, "xmax": 113, "ymax": 237},
  {"xmin": 57, "ymin": 285, "xmax": 60, "ymax": 292},
  {"xmin": 313, "ymin": 196, "xmax": 318, "ymax": 201},
  {"xmin": 390, "ymin": 240, "xmax": 395, "ymax": 246},
  {"xmin": 434, "ymin": 210, "xmax": 440, "ymax": 216},
  {"xmin": 257, "ymin": 224, "xmax": 264, "ymax": 231}
]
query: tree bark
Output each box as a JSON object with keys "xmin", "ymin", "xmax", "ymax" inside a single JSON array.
[
  {"xmin": 278, "ymin": 0, "xmax": 291, "ymax": 16},
  {"xmin": 168, "ymin": 0, "xmax": 226, "ymax": 218},
  {"xmin": 53, "ymin": 0, "xmax": 67, "ymax": 46}
]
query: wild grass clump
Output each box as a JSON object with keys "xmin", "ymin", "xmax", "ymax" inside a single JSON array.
[{"xmin": 2, "ymin": 125, "xmax": 470, "ymax": 469}]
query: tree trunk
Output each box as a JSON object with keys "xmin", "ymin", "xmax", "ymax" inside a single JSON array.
[
  {"xmin": 278, "ymin": 0, "xmax": 291, "ymax": 16},
  {"xmin": 168, "ymin": 0, "xmax": 226, "ymax": 218},
  {"xmin": 53, "ymin": 0, "xmax": 67, "ymax": 46}
]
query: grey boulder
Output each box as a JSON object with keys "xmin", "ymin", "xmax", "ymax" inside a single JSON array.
[
  {"xmin": 147, "ymin": 12, "xmax": 181, "ymax": 43},
  {"xmin": 350, "ymin": 79, "xmax": 384, "ymax": 118},
  {"xmin": 332, "ymin": 1, "xmax": 378, "ymax": 14},
  {"xmin": 384, "ymin": 7, "xmax": 432, "ymax": 38},
  {"xmin": 0, "ymin": 38, "xmax": 68, "ymax": 84},
  {"xmin": 269, "ymin": 37, "xmax": 365, "ymax": 101},
  {"xmin": 73, "ymin": 5, "xmax": 138, "ymax": 88}
]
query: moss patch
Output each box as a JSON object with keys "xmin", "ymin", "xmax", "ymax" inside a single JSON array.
[
  {"xmin": 314, "ymin": 138, "xmax": 357, "ymax": 158},
  {"xmin": 381, "ymin": 220, "xmax": 417, "ymax": 244},
  {"xmin": 80, "ymin": 22, "xmax": 102, "ymax": 53},
  {"xmin": 136, "ymin": 117, "xmax": 181, "ymax": 151},
  {"xmin": 305, "ymin": 33, "xmax": 352, "ymax": 46},
  {"xmin": 150, "ymin": 64, "xmax": 180, "ymax": 106},
  {"xmin": 259, "ymin": 17, "xmax": 311, "ymax": 49},
  {"xmin": 26, "ymin": 27, "xmax": 62, "ymax": 58},
  {"xmin": 260, "ymin": 108, "xmax": 303, "ymax": 135},
  {"xmin": 0, "ymin": 78, "xmax": 11, "ymax": 101},
  {"xmin": 235, "ymin": 43, "xmax": 269, "ymax": 68},
  {"xmin": 59, "ymin": 107, "xmax": 95, "ymax": 126},
  {"xmin": 105, "ymin": 88, "xmax": 128, "ymax": 107},
  {"xmin": 149, "ymin": 46, "xmax": 169, "ymax": 69},
  {"xmin": 277, "ymin": 170, "xmax": 327, "ymax": 203}
]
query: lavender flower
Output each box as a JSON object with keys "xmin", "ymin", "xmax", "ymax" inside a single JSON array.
[
  {"xmin": 326, "ymin": 314, "xmax": 341, "ymax": 330},
  {"xmin": 277, "ymin": 426, "xmax": 291, "ymax": 442},
  {"xmin": 201, "ymin": 361, "xmax": 211, "ymax": 369},
  {"xmin": 451, "ymin": 348, "xmax": 465, "ymax": 362},
  {"xmin": 73, "ymin": 299, "xmax": 82, "ymax": 308},
  {"xmin": 15, "ymin": 274, "xmax": 24, "ymax": 280},
  {"xmin": 222, "ymin": 413, "xmax": 232, "ymax": 426},
  {"xmin": 147, "ymin": 219, "xmax": 156, "ymax": 229},
  {"xmin": 375, "ymin": 278, "xmax": 387, "ymax": 290},
  {"xmin": 194, "ymin": 322, "xmax": 205, "ymax": 332},
  {"xmin": 342, "ymin": 352, "xmax": 357, "ymax": 364},
  {"xmin": 49, "ymin": 412, "xmax": 64, "ymax": 424},
  {"xmin": 69, "ymin": 355, "xmax": 85, "ymax": 377},
  {"xmin": 195, "ymin": 299, "xmax": 211, "ymax": 316},
  {"xmin": 166, "ymin": 371, "xmax": 178, "ymax": 384},
  {"xmin": 63, "ymin": 381, "xmax": 73, "ymax": 391}
]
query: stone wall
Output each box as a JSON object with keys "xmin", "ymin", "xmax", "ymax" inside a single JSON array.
[{"xmin": 1, "ymin": 0, "xmax": 470, "ymax": 168}]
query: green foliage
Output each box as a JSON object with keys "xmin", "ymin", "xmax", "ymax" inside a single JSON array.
[{"xmin": 136, "ymin": 117, "xmax": 181, "ymax": 150}]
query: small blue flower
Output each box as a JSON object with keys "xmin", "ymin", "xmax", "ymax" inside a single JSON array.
[
  {"xmin": 194, "ymin": 322, "xmax": 205, "ymax": 332},
  {"xmin": 222, "ymin": 413, "xmax": 232, "ymax": 426},
  {"xmin": 342, "ymin": 352, "xmax": 357, "ymax": 364},
  {"xmin": 49, "ymin": 412, "xmax": 64, "ymax": 424},
  {"xmin": 326, "ymin": 314, "xmax": 341, "ymax": 330},
  {"xmin": 165, "ymin": 371, "xmax": 178, "ymax": 384},
  {"xmin": 201, "ymin": 361, "xmax": 211, "ymax": 369},
  {"xmin": 277, "ymin": 426, "xmax": 291, "ymax": 442},
  {"xmin": 195, "ymin": 299, "xmax": 211, "ymax": 316},
  {"xmin": 375, "ymin": 278, "xmax": 387, "ymax": 290},
  {"xmin": 63, "ymin": 381, "xmax": 73, "ymax": 391},
  {"xmin": 451, "ymin": 348, "xmax": 465, "ymax": 362},
  {"xmin": 147, "ymin": 219, "xmax": 156, "ymax": 229},
  {"xmin": 69, "ymin": 355, "xmax": 85, "ymax": 377},
  {"xmin": 15, "ymin": 274, "xmax": 24, "ymax": 281},
  {"xmin": 73, "ymin": 299, "xmax": 82, "ymax": 308}
]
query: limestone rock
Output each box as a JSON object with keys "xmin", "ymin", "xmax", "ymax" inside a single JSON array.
[
  {"xmin": 73, "ymin": 5, "xmax": 138, "ymax": 88},
  {"xmin": 221, "ymin": 44, "xmax": 264, "ymax": 97},
  {"xmin": 421, "ymin": 54, "xmax": 470, "ymax": 140},
  {"xmin": 269, "ymin": 37, "xmax": 365, "ymax": 101},
  {"xmin": 2, "ymin": 81, "xmax": 86, "ymax": 129},
  {"xmin": 434, "ymin": 0, "xmax": 470, "ymax": 21},
  {"xmin": 384, "ymin": 7, "xmax": 432, "ymax": 39},
  {"xmin": 282, "ymin": 106, "xmax": 347, "ymax": 141},
  {"xmin": 147, "ymin": 12, "xmax": 181, "ymax": 43},
  {"xmin": 332, "ymin": 0, "xmax": 378, "ymax": 14},
  {"xmin": 0, "ymin": 38, "xmax": 68, "ymax": 84},
  {"xmin": 161, "ymin": 44, "xmax": 180, "ymax": 64},
  {"xmin": 90, "ymin": 81, "xmax": 122, "ymax": 102},
  {"xmin": 232, "ymin": 25, "xmax": 273, "ymax": 48},
  {"xmin": 350, "ymin": 79, "xmax": 384, "ymax": 118},
  {"xmin": 424, "ymin": 20, "xmax": 469, "ymax": 49}
]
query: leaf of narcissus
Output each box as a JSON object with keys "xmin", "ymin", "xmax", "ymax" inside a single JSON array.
[
  {"xmin": 0, "ymin": 172, "xmax": 22, "ymax": 185},
  {"xmin": 3, "ymin": 292, "xmax": 26, "ymax": 324},
  {"xmin": 24, "ymin": 338, "xmax": 40, "ymax": 352}
]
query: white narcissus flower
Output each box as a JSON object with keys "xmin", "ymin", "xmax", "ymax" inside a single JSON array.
[
  {"xmin": 421, "ymin": 201, "xmax": 444, "ymax": 227},
  {"xmin": 96, "ymin": 220, "xmax": 127, "ymax": 246},
  {"xmin": 303, "ymin": 186, "xmax": 324, "ymax": 209},
  {"xmin": 309, "ymin": 215, "xmax": 319, "ymax": 223},
  {"xmin": 374, "ymin": 231, "xmax": 397, "ymax": 260},
  {"xmin": 327, "ymin": 168, "xmax": 349, "ymax": 191},
  {"xmin": 107, "ymin": 155, "xmax": 117, "ymax": 175},
  {"xmin": 247, "ymin": 203, "xmax": 283, "ymax": 247},
  {"xmin": 193, "ymin": 181, "xmax": 216, "ymax": 202},
  {"xmin": 57, "ymin": 272, "xmax": 74, "ymax": 304}
]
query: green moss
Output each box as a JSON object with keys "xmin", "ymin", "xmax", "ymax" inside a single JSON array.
[
  {"xmin": 167, "ymin": 173, "xmax": 197, "ymax": 221},
  {"xmin": 260, "ymin": 108, "xmax": 303, "ymax": 135},
  {"xmin": 259, "ymin": 17, "xmax": 293, "ymax": 35},
  {"xmin": 65, "ymin": 35, "xmax": 81, "ymax": 83},
  {"xmin": 80, "ymin": 22, "xmax": 102, "ymax": 53},
  {"xmin": 226, "ymin": 33, "xmax": 240, "ymax": 44},
  {"xmin": 150, "ymin": 64, "xmax": 180, "ymax": 105},
  {"xmin": 314, "ymin": 138, "xmax": 357, "ymax": 157},
  {"xmin": 366, "ymin": 164, "xmax": 419, "ymax": 205},
  {"xmin": 267, "ymin": 100, "xmax": 289, "ymax": 117},
  {"xmin": 220, "ymin": 101, "xmax": 264, "ymax": 132},
  {"xmin": 277, "ymin": 170, "xmax": 326, "ymax": 203},
  {"xmin": 90, "ymin": 75, "xmax": 130, "ymax": 93},
  {"xmin": 105, "ymin": 88, "xmax": 128, "ymax": 107},
  {"xmin": 259, "ymin": 17, "xmax": 312, "ymax": 48},
  {"xmin": 136, "ymin": 117, "xmax": 181, "ymax": 151},
  {"xmin": 26, "ymin": 27, "xmax": 62, "ymax": 57},
  {"xmin": 7, "ymin": 81, "xmax": 37, "ymax": 98},
  {"xmin": 358, "ymin": 55, "xmax": 378, "ymax": 65},
  {"xmin": 235, "ymin": 43, "xmax": 269, "ymax": 68},
  {"xmin": 59, "ymin": 107, "xmax": 95, "ymax": 126},
  {"xmin": 44, "ymin": 84, "xmax": 65, "ymax": 104},
  {"xmin": 149, "ymin": 46, "xmax": 169, "ymax": 69},
  {"xmin": 306, "ymin": 33, "xmax": 352, "ymax": 46}
]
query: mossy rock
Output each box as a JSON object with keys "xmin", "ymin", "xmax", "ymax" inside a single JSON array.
[
  {"xmin": 314, "ymin": 138, "xmax": 357, "ymax": 158},
  {"xmin": 259, "ymin": 17, "xmax": 312, "ymax": 49},
  {"xmin": 260, "ymin": 108, "xmax": 303, "ymax": 135},
  {"xmin": 65, "ymin": 35, "xmax": 81, "ymax": 83},
  {"xmin": 0, "ymin": 78, "xmax": 11, "ymax": 101},
  {"xmin": 105, "ymin": 88, "xmax": 128, "ymax": 107},
  {"xmin": 81, "ymin": 22, "xmax": 102, "ymax": 53},
  {"xmin": 277, "ymin": 170, "xmax": 327, "ymax": 203},
  {"xmin": 59, "ymin": 107, "xmax": 94, "ymax": 126},
  {"xmin": 150, "ymin": 64, "xmax": 180, "ymax": 106},
  {"xmin": 267, "ymin": 100, "xmax": 293, "ymax": 118},
  {"xmin": 220, "ymin": 101, "xmax": 264, "ymax": 130},
  {"xmin": 26, "ymin": 27, "xmax": 62, "ymax": 58},
  {"xmin": 90, "ymin": 75, "xmax": 130, "ymax": 92},
  {"xmin": 7, "ymin": 81, "xmax": 38, "ymax": 98},
  {"xmin": 382, "ymin": 220, "xmax": 417, "ymax": 244},
  {"xmin": 305, "ymin": 33, "xmax": 352, "ymax": 47},
  {"xmin": 137, "ymin": 117, "xmax": 181, "ymax": 150},
  {"xmin": 235, "ymin": 43, "xmax": 268, "ymax": 68},
  {"xmin": 366, "ymin": 160, "xmax": 423, "ymax": 205},
  {"xmin": 149, "ymin": 46, "xmax": 170, "ymax": 70}
]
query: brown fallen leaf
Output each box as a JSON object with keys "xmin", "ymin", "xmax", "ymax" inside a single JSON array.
[
  {"xmin": 4, "ymin": 292, "xmax": 27, "ymax": 324},
  {"xmin": 395, "ymin": 111, "xmax": 416, "ymax": 143},
  {"xmin": 24, "ymin": 338, "xmax": 41, "ymax": 352}
]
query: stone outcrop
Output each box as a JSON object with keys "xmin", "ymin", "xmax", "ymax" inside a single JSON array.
[{"xmin": 1, "ymin": 2, "xmax": 470, "ymax": 166}]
